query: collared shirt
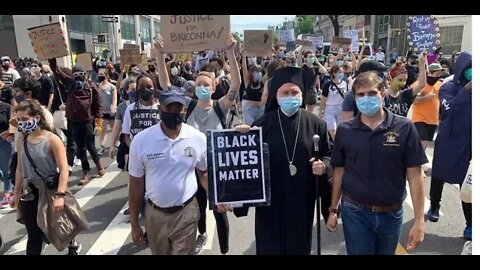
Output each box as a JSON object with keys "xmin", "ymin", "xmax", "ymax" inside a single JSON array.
[
  {"xmin": 128, "ymin": 123, "xmax": 207, "ymax": 207},
  {"xmin": 331, "ymin": 108, "xmax": 428, "ymax": 205}
]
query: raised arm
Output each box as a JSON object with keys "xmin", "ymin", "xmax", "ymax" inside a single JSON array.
[
  {"xmin": 296, "ymin": 45, "xmax": 304, "ymax": 67},
  {"xmin": 242, "ymin": 53, "xmax": 250, "ymax": 87},
  {"xmin": 153, "ymin": 34, "xmax": 172, "ymax": 89},
  {"xmin": 219, "ymin": 34, "xmax": 241, "ymax": 110},
  {"xmin": 411, "ymin": 52, "xmax": 426, "ymax": 96}
]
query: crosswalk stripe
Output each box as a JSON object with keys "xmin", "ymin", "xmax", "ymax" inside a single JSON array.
[
  {"xmin": 86, "ymin": 202, "xmax": 130, "ymax": 255},
  {"xmin": 4, "ymin": 161, "xmax": 122, "ymax": 255}
]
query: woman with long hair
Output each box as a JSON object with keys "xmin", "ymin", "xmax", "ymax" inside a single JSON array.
[
  {"xmin": 97, "ymin": 68, "xmax": 117, "ymax": 154},
  {"xmin": 10, "ymin": 99, "xmax": 82, "ymax": 255}
]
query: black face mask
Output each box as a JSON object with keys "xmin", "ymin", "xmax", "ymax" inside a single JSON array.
[
  {"xmin": 138, "ymin": 88, "xmax": 154, "ymax": 101},
  {"xmin": 185, "ymin": 65, "xmax": 191, "ymax": 71},
  {"xmin": 2, "ymin": 64, "xmax": 9, "ymax": 70},
  {"xmin": 161, "ymin": 111, "xmax": 184, "ymax": 129},
  {"xmin": 426, "ymin": 76, "xmax": 441, "ymax": 86},
  {"xmin": 148, "ymin": 65, "xmax": 156, "ymax": 72},
  {"xmin": 410, "ymin": 61, "xmax": 417, "ymax": 66},
  {"xmin": 98, "ymin": 76, "xmax": 106, "ymax": 82}
]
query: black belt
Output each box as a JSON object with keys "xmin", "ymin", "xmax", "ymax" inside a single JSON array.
[
  {"xmin": 342, "ymin": 192, "xmax": 402, "ymax": 213},
  {"xmin": 147, "ymin": 196, "xmax": 195, "ymax": 213}
]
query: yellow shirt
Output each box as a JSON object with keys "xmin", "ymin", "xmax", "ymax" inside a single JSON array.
[{"xmin": 411, "ymin": 80, "xmax": 441, "ymax": 125}]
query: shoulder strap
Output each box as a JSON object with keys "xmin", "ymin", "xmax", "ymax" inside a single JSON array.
[
  {"xmin": 213, "ymin": 100, "xmax": 227, "ymax": 129},
  {"xmin": 185, "ymin": 99, "xmax": 198, "ymax": 122},
  {"xmin": 331, "ymin": 82, "xmax": 345, "ymax": 99},
  {"xmin": 23, "ymin": 136, "xmax": 48, "ymax": 180},
  {"xmin": 56, "ymin": 86, "xmax": 64, "ymax": 104}
]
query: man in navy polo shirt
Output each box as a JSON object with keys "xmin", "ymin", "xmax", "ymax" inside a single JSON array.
[{"xmin": 326, "ymin": 71, "xmax": 428, "ymax": 255}]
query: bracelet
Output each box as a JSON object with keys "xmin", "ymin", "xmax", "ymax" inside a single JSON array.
[{"xmin": 54, "ymin": 192, "xmax": 66, "ymax": 197}]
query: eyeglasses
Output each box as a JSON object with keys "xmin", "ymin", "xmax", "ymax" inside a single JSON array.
[{"xmin": 73, "ymin": 71, "xmax": 86, "ymax": 78}]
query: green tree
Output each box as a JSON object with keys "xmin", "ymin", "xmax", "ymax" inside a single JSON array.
[{"xmin": 295, "ymin": 15, "xmax": 315, "ymax": 36}]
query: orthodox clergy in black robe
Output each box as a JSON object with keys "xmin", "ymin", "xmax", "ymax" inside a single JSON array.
[{"xmin": 236, "ymin": 67, "xmax": 333, "ymax": 255}]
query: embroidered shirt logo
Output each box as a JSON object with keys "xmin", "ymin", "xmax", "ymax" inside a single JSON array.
[
  {"xmin": 184, "ymin": 147, "xmax": 196, "ymax": 158},
  {"xmin": 384, "ymin": 131, "xmax": 400, "ymax": 146}
]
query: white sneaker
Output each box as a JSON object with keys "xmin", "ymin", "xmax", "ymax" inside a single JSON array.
[{"xmin": 74, "ymin": 157, "xmax": 81, "ymax": 167}]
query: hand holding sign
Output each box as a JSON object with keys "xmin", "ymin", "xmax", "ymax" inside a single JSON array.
[
  {"xmin": 154, "ymin": 34, "xmax": 165, "ymax": 52},
  {"xmin": 216, "ymin": 203, "xmax": 233, "ymax": 213},
  {"xmin": 226, "ymin": 33, "xmax": 236, "ymax": 51}
]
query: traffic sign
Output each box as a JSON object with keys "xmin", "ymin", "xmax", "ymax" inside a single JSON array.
[{"xmin": 102, "ymin": 16, "xmax": 118, "ymax": 23}]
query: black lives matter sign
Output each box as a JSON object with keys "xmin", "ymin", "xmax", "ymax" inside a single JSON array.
[{"xmin": 207, "ymin": 128, "xmax": 270, "ymax": 209}]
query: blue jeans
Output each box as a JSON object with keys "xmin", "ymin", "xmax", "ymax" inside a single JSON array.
[
  {"xmin": 242, "ymin": 100, "xmax": 265, "ymax": 126},
  {"xmin": 0, "ymin": 139, "xmax": 13, "ymax": 192},
  {"xmin": 341, "ymin": 199, "xmax": 403, "ymax": 255}
]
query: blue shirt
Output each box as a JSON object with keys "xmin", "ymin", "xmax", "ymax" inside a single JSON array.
[{"xmin": 331, "ymin": 109, "xmax": 428, "ymax": 205}]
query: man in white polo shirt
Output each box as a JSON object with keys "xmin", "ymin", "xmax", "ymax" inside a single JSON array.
[{"xmin": 128, "ymin": 87, "xmax": 228, "ymax": 255}]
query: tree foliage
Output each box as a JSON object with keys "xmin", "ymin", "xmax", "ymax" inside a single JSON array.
[{"xmin": 295, "ymin": 15, "xmax": 315, "ymax": 36}]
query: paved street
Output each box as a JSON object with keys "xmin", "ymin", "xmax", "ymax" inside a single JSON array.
[{"xmin": 0, "ymin": 111, "xmax": 470, "ymax": 255}]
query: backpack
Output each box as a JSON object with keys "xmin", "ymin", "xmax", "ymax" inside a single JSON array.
[{"xmin": 185, "ymin": 99, "xmax": 228, "ymax": 129}]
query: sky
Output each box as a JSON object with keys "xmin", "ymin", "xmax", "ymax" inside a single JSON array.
[{"xmin": 230, "ymin": 15, "xmax": 296, "ymax": 34}]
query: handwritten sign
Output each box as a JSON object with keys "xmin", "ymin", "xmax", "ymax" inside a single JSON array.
[
  {"xmin": 343, "ymin": 29, "xmax": 359, "ymax": 52},
  {"xmin": 160, "ymin": 15, "xmax": 230, "ymax": 52},
  {"xmin": 207, "ymin": 128, "xmax": 271, "ymax": 209},
  {"xmin": 296, "ymin": 39, "xmax": 312, "ymax": 47},
  {"xmin": 278, "ymin": 29, "xmax": 295, "ymax": 45},
  {"xmin": 330, "ymin": 37, "xmax": 352, "ymax": 54},
  {"xmin": 244, "ymin": 30, "xmax": 273, "ymax": 57},
  {"xmin": 27, "ymin": 23, "xmax": 69, "ymax": 61},
  {"xmin": 305, "ymin": 35, "xmax": 324, "ymax": 50},
  {"xmin": 76, "ymin": 52, "xmax": 93, "ymax": 71},
  {"xmin": 119, "ymin": 44, "xmax": 141, "ymax": 66},
  {"xmin": 406, "ymin": 15, "xmax": 441, "ymax": 54},
  {"xmin": 172, "ymin": 53, "xmax": 193, "ymax": 62}
]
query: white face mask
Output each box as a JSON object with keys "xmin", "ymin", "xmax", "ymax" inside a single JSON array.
[
  {"xmin": 30, "ymin": 66, "xmax": 41, "ymax": 74},
  {"xmin": 171, "ymin": 67, "xmax": 178, "ymax": 76},
  {"xmin": 218, "ymin": 69, "xmax": 225, "ymax": 77}
]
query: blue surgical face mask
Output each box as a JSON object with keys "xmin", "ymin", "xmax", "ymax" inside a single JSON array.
[
  {"xmin": 336, "ymin": 60, "xmax": 343, "ymax": 66},
  {"xmin": 336, "ymin": 72, "xmax": 344, "ymax": 81},
  {"xmin": 277, "ymin": 51, "xmax": 285, "ymax": 58},
  {"xmin": 195, "ymin": 85, "xmax": 212, "ymax": 101},
  {"xmin": 464, "ymin": 68, "xmax": 472, "ymax": 81},
  {"xmin": 355, "ymin": 96, "xmax": 382, "ymax": 116},
  {"xmin": 253, "ymin": 72, "xmax": 262, "ymax": 82},
  {"xmin": 278, "ymin": 96, "xmax": 302, "ymax": 116},
  {"xmin": 306, "ymin": 57, "xmax": 315, "ymax": 65}
]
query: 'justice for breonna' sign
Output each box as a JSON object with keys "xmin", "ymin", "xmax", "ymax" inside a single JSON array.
[{"xmin": 207, "ymin": 128, "xmax": 271, "ymax": 210}]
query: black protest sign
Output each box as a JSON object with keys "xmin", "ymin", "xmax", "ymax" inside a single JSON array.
[
  {"xmin": 207, "ymin": 128, "xmax": 271, "ymax": 209},
  {"xmin": 1, "ymin": 73, "xmax": 14, "ymax": 87},
  {"xmin": 244, "ymin": 30, "xmax": 273, "ymax": 57},
  {"xmin": 129, "ymin": 107, "xmax": 160, "ymax": 137},
  {"xmin": 406, "ymin": 15, "xmax": 441, "ymax": 54},
  {"xmin": 160, "ymin": 15, "xmax": 230, "ymax": 52}
]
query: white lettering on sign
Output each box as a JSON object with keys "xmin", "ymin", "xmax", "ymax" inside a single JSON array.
[
  {"xmin": 216, "ymin": 134, "xmax": 257, "ymax": 148},
  {"xmin": 217, "ymin": 150, "xmax": 258, "ymax": 167},
  {"xmin": 219, "ymin": 169, "xmax": 259, "ymax": 181}
]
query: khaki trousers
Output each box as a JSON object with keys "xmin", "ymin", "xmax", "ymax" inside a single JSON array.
[{"xmin": 145, "ymin": 198, "xmax": 200, "ymax": 255}]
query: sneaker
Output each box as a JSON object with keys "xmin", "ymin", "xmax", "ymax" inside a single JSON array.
[
  {"xmin": 461, "ymin": 241, "xmax": 472, "ymax": 255},
  {"xmin": 73, "ymin": 157, "xmax": 81, "ymax": 167},
  {"xmin": 67, "ymin": 241, "xmax": 82, "ymax": 255},
  {"xmin": 426, "ymin": 205, "xmax": 440, "ymax": 222},
  {"xmin": 97, "ymin": 167, "xmax": 106, "ymax": 177},
  {"xmin": 0, "ymin": 193, "xmax": 13, "ymax": 209},
  {"xmin": 195, "ymin": 234, "xmax": 207, "ymax": 255},
  {"xmin": 123, "ymin": 207, "xmax": 130, "ymax": 215},
  {"xmin": 463, "ymin": 226, "xmax": 472, "ymax": 240}
]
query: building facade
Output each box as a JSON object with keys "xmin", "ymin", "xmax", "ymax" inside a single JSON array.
[{"xmin": 0, "ymin": 15, "xmax": 161, "ymax": 67}]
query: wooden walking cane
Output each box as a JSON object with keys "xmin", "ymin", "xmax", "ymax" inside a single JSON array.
[{"xmin": 313, "ymin": 134, "xmax": 321, "ymax": 255}]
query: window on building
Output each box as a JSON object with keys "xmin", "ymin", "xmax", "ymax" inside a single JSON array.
[
  {"xmin": 0, "ymin": 15, "xmax": 14, "ymax": 30},
  {"xmin": 121, "ymin": 15, "xmax": 135, "ymax": 41},
  {"xmin": 140, "ymin": 16, "xmax": 151, "ymax": 43},
  {"xmin": 91, "ymin": 15, "xmax": 109, "ymax": 35},
  {"xmin": 440, "ymin": 26, "xmax": 463, "ymax": 55},
  {"xmin": 154, "ymin": 21, "xmax": 160, "ymax": 37}
]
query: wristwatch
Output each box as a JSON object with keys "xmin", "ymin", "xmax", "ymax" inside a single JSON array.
[
  {"xmin": 54, "ymin": 192, "xmax": 66, "ymax": 197},
  {"xmin": 329, "ymin": 207, "xmax": 339, "ymax": 214}
]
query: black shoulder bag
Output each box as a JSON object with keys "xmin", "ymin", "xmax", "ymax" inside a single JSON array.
[{"xmin": 23, "ymin": 136, "xmax": 59, "ymax": 189}]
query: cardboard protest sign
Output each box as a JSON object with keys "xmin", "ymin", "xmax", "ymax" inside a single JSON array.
[
  {"xmin": 296, "ymin": 39, "xmax": 312, "ymax": 47},
  {"xmin": 330, "ymin": 37, "xmax": 352, "ymax": 54},
  {"xmin": 343, "ymin": 29, "xmax": 359, "ymax": 52},
  {"xmin": 305, "ymin": 35, "xmax": 324, "ymax": 50},
  {"xmin": 207, "ymin": 128, "xmax": 271, "ymax": 209},
  {"xmin": 76, "ymin": 52, "xmax": 93, "ymax": 71},
  {"xmin": 160, "ymin": 15, "xmax": 230, "ymax": 52},
  {"xmin": 119, "ymin": 44, "xmax": 141, "ymax": 66},
  {"xmin": 27, "ymin": 23, "xmax": 69, "ymax": 61},
  {"xmin": 243, "ymin": 30, "xmax": 273, "ymax": 57},
  {"xmin": 406, "ymin": 15, "xmax": 441, "ymax": 54}
]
